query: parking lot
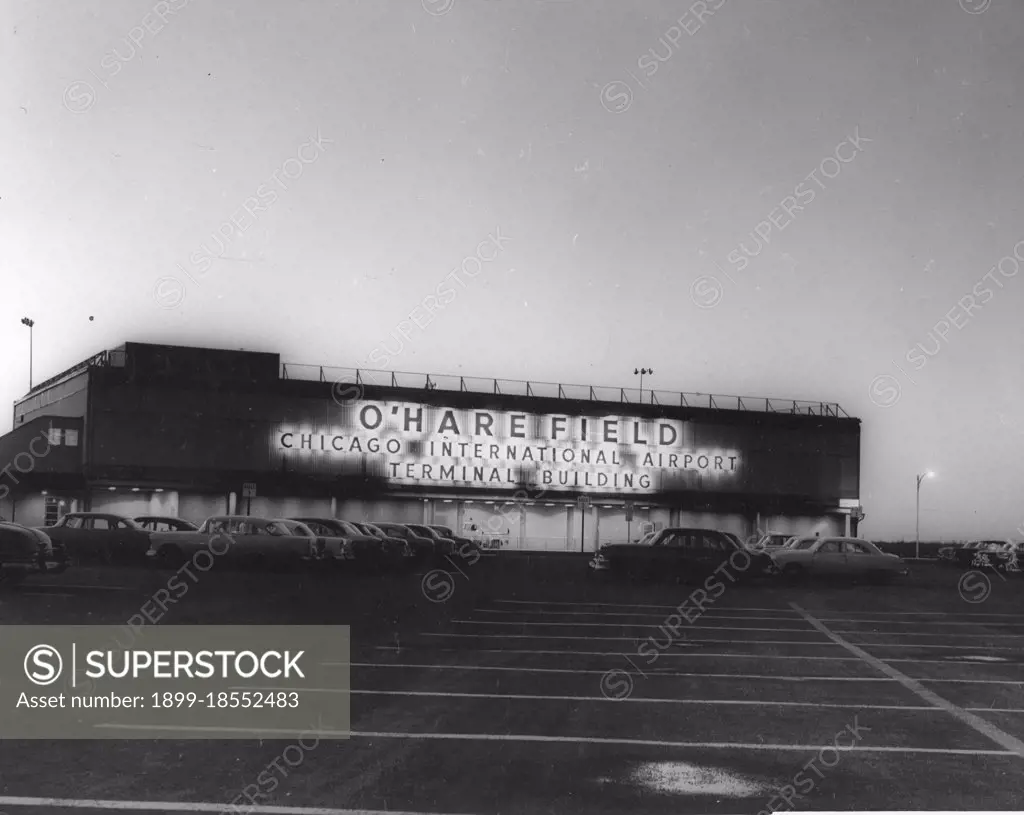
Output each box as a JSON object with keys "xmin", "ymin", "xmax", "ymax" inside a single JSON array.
[{"xmin": 0, "ymin": 557, "xmax": 1022, "ymax": 814}]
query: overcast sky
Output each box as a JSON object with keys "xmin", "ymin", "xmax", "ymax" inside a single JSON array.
[{"xmin": 3, "ymin": 0, "xmax": 1023, "ymax": 540}]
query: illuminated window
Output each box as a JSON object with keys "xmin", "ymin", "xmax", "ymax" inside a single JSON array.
[
  {"xmin": 47, "ymin": 428, "xmax": 62, "ymax": 446},
  {"xmin": 64, "ymin": 429, "xmax": 79, "ymax": 447}
]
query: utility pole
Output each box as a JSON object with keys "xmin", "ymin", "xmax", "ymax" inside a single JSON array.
[
  {"xmin": 634, "ymin": 367, "xmax": 653, "ymax": 403},
  {"xmin": 21, "ymin": 317, "xmax": 34, "ymax": 389}
]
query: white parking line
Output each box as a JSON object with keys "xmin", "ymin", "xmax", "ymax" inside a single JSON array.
[
  {"xmin": 344, "ymin": 661, "xmax": 901, "ymax": 682},
  {"xmin": 791, "ymin": 603, "xmax": 1024, "ymax": 760},
  {"xmin": 21, "ymin": 584, "xmax": 136, "ymax": 592},
  {"xmin": 375, "ymin": 646, "xmax": 1022, "ymax": 666},
  {"xmin": 490, "ymin": 599, "xmax": 1024, "ymax": 618},
  {"xmin": 347, "ymin": 661, "xmax": 1024, "ymax": 685},
  {"xmin": 422, "ymin": 633, "xmax": 838, "ymax": 646},
  {"xmin": 90, "ymin": 725, "xmax": 1018, "ymax": 756},
  {"xmin": 474, "ymin": 608, "xmax": 808, "ymax": 623},
  {"xmin": 236, "ymin": 685, "xmax": 943, "ymax": 710},
  {"xmin": 491, "ymin": 599, "xmax": 800, "ymax": 613},
  {"xmin": 0, "ymin": 797, "xmax": 464, "ymax": 815},
  {"xmin": 454, "ymin": 619, "xmax": 1024, "ymax": 639},
  {"xmin": 454, "ymin": 619, "xmax": 828, "ymax": 634},
  {"xmin": 473, "ymin": 608, "xmax": 1024, "ymax": 627},
  {"xmin": 375, "ymin": 646, "xmax": 863, "ymax": 661},
  {"xmin": 421, "ymin": 632, "xmax": 1023, "ymax": 651}
]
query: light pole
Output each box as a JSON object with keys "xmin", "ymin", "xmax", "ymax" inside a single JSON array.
[
  {"xmin": 634, "ymin": 367, "xmax": 653, "ymax": 403},
  {"xmin": 21, "ymin": 317, "xmax": 34, "ymax": 390},
  {"xmin": 915, "ymin": 470, "xmax": 934, "ymax": 560}
]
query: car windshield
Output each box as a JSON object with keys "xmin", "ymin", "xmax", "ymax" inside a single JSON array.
[
  {"xmin": 276, "ymin": 520, "xmax": 313, "ymax": 536},
  {"xmin": 432, "ymin": 526, "xmax": 454, "ymax": 536},
  {"xmin": 794, "ymin": 540, "xmax": 819, "ymax": 550},
  {"xmin": 409, "ymin": 525, "xmax": 437, "ymax": 538}
]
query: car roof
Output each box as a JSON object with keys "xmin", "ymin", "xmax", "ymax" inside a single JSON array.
[{"xmin": 135, "ymin": 515, "xmax": 189, "ymax": 522}]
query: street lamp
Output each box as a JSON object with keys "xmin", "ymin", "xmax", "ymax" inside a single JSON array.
[
  {"xmin": 20, "ymin": 317, "xmax": 34, "ymax": 390},
  {"xmin": 634, "ymin": 367, "xmax": 653, "ymax": 403},
  {"xmin": 915, "ymin": 470, "xmax": 935, "ymax": 560}
]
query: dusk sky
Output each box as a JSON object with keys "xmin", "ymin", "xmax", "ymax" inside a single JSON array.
[{"xmin": 3, "ymin": 0, "xmax": 1022, "ymax": 540}]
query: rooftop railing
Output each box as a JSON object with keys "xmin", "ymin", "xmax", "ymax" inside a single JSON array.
[{"xmin": 280, "ymin": 363, "xmax": 851, "ymax": 418}]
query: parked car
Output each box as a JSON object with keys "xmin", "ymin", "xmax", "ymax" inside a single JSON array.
[
  {"xmin": 428, "ymin": 524, "xmax": 483, "ymax": 558},
  {"xmin": 147, "ymin": 515, "xmax": 323, "ymax": 568},
  {"xmin": 404, "ymin": 524, "xmax": 457, "ymax": 558},
  {"xmin": 134, "ymin": 516, "xmax": 199, "ymax": 532},
  {"xmin": 589, "ymin": 527, "xmax": 777, "ymax": 582},
  {"xmin": 0, "ymin": 521, "xmax": 68, "ymax": 584},
  {"xmin": 771, "ymin": 537, "xmax": 907, "ymax": 582},
  {"xmin": 938, "ymin": 540, "xmax": 987, "ymax": 565},
  {"xmin": 994, "ymin": 542, "xmax": 1024, "ymax": 575},
  {"xmin": 351, "ymin": 522, "xmax": 417, "ymax": 566},
  {"xmin": 275, "ymin": 519, "xmax": 352, "ymax": 564},
  {"xmin": 293, "ymin": 517, "xmax": 412, "ymax": 569},
  {"xmin": 374, "ymin": 522, "xmax": 436, "ymax": 562},
  {"xmin": 962, "ymin": 541, "xmax": 1023, "ymax": 574},
  {"xmin": 37, "ymin": 512, "xmax": 152, "ymax": 565}
]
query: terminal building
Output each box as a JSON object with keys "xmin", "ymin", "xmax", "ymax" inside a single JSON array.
[{"xmin": 0, "ymin": 341, "xmax": 862, "ymax": 550}]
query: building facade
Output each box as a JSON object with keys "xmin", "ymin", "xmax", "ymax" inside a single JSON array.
[{"xmin": 0, "ymin": 342, "xmax": 862, "ymax": 549}]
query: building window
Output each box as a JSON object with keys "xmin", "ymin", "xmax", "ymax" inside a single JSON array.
[
  {"xmin": 47, "ymin": 428, "xmax": 62, "ymax": 446},
  {"xmin": 64, "ymin": 429, "xmax": 79, "ymax": 447}
]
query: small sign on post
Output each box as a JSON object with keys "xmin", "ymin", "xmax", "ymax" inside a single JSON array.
[{"xmin": 242, "ymin": 482, "xmax": 256, "ymax": 516}]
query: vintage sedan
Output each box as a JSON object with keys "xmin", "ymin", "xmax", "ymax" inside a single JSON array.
[
  {"xmin": 429, "ymin": 524, "xmax": 483, "ymax": 558},
  {"xmin": 964, "ymin": 541, "xmax": 1023, "ymax": 574},
  {"xmin": 952, "ymin": 540, "xmax": 1015, "ymax": 570},
  {"xmin": 772, "ymin": 537, "xmax": 907, "ymax": 582},
  {"xmin": 938, "ymin": 540, "xmax": 987, "ymax": 565},
  {"xmin": 404, "ymin": 524, "xmax": 457, "ymax": 558},
  {"xmin": 374, "ymin": 522, "xmax": 436, "ymax": 562},
  {"xmin": 589, "ymin": 527, "xmax": 777, "ymax": 582},
  {"xmin": 351, "ymin": 522, "xmax": 416, "ymax": 565},
  {"xmin": 134, "ymin": 516, "xmax": 199, "ymax": 532},
  {"xmin": 293, "ymin": 517, "xmax": 412, "ymax": 569},
  {"xmin": 0, "ymin": 521, "xmax": 68, "ymax": 584},
  {"xmin": 147, "ymin": 515, "xmax": 329, "ymax": 568},
  {"xmin": 38, "ymin": 512, "xmax": 152, "ymax": 566}
]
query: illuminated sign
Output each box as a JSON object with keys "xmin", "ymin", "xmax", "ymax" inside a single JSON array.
[{"xmin": 273, "ymin": 401, "xmax": 741, "ymax": 495}]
